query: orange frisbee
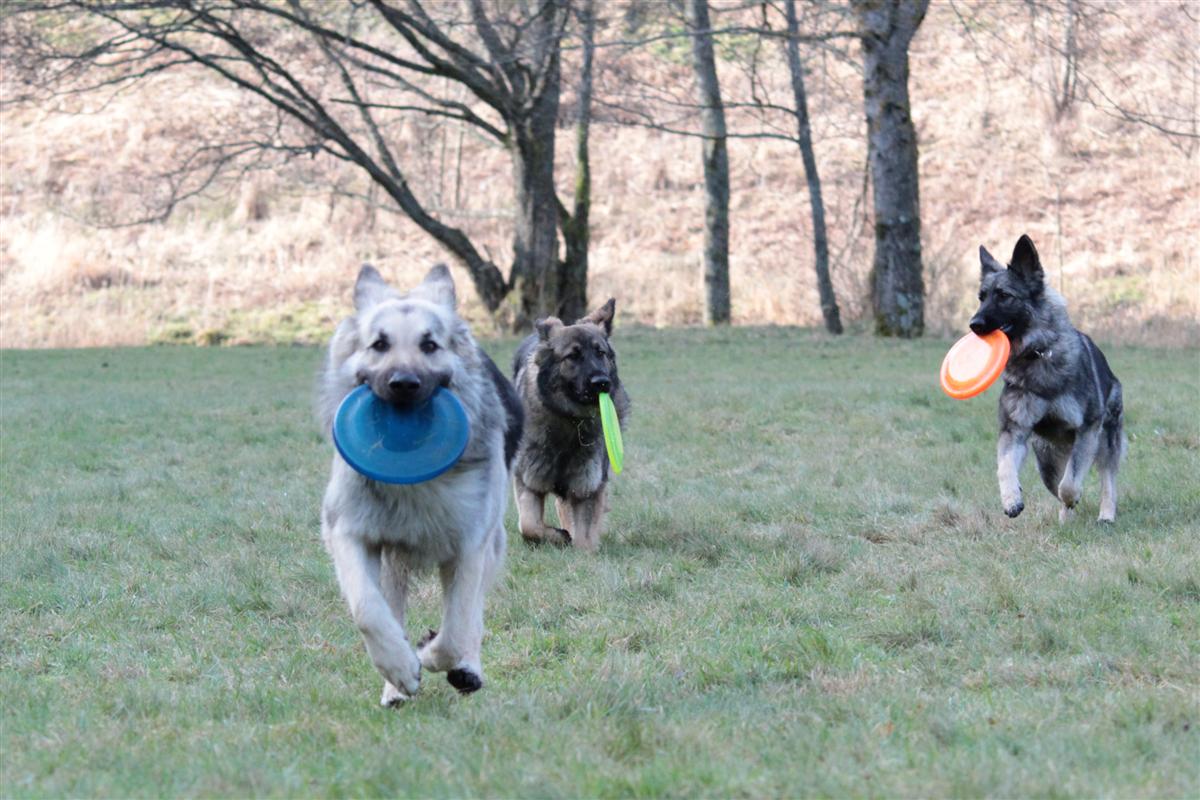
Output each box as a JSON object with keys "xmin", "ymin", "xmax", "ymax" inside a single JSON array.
[{"xmin": 939, "ymin": 330, "xmax": 1010, "ymax": 399}]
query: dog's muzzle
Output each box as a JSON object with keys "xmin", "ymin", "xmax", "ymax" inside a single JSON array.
[
  {"xmin": 388, "ymin": 371, "xmax": 422, "ymax": 400},
  {"xmin": 360, "ymin": 369, "xmax": 438, "ymax": 408}
]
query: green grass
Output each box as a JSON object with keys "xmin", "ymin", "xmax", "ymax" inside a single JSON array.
[{"xmin": 2, "ymin": 329, "xmax": 1197, "ymax": 798}]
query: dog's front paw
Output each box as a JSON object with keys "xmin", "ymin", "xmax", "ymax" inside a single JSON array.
[
  {"xmin": 371, "ymin": 641, "xmax": 421, "ymax": 696},
  {"xmin": 551, "ymin": 527, "xmax": 572, "ymax": 547},
  {"xmin": 447, "ymin": 667, "xmax": 483, "ymax": 695},
  {"xmin": 1000, "ymin": 482, "xmax": 1024, "ymax": 518},
  {"xmin": 380, "ymin": 681, "xmax": 411, "ymax": 708}
]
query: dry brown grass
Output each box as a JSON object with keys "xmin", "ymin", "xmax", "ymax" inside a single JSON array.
[{"xmin": 1, "ymin": 3, "xmax": 1196, "ymax": 348}]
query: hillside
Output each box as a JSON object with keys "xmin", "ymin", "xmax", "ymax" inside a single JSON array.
[{"xmin": 1, "ymin": 2, "xmax": 1196, "ymax": 348}]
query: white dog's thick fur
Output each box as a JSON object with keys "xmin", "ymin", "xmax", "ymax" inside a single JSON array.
[{"xmin": 317, "ymin": 264, "xmax": 521, "ymax": 704}]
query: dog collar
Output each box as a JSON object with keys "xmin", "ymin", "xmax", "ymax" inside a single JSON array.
[
  {"xmin": 575, "ymin": 418, "xmax": 598, "ymax": 447},
  {"xmin": 1017, "ymin": 345, "xmax": 1052, "ymax": 361}
]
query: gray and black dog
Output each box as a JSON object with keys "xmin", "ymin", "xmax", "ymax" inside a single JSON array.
[
  {"xmin": 970, "ymin": 234, "xmax": 1125, "ymax": 523},
  {"xmin": 511, "ymin": 299, "xmax": 630, "ymax": 551},
  {"xmin": 317, "ymin": 264, "xmax": 522, "ymax": 706}
]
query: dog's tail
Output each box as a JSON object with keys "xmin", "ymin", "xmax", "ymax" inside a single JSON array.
[{"xmin": 1105, "ymin": 382, "xmax": 1127, "ymax": 464}]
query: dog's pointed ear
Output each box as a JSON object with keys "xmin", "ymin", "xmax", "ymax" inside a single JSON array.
[
  {"xmin": 979, "ymin": 245, "xmax": 1004, "ymax": 278},
  {"xmin": 578, "ymin": 298, "xmax": 615, "ymax": 337},
  {"xmin": 412, "ymin": 263, "xmax": 457, "ymax": 310},
  {"xmin": 536, "ymin": 317, "xmax": 563, "ymax": 341},
  {"xmin": 1009, "ymin": 234, "xmax": 1044, "ymax": 291},
  {"xmin": 354, "ymin": 264, "xmax": 396, "ymax": 311}
]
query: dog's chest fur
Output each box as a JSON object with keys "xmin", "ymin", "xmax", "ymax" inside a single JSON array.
[
  {"xmin": 520, "ymin": 407, "xmax": 606, "ymax": 498},
  {"xmin": 320, "ymin": 333, "xmax": 512, "ymax": 568},
  {"xmin": 324, "ymin": 454, "xmax": 504, "ymax": 565},
  {"xmin": 1000, "ymin": 319, "xmax": 1107, "ymax": 440}
]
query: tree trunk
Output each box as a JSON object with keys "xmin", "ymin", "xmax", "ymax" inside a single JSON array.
[
  {"xmin": 687, "ymin": 0, "xmax": 732, "ymax": 326},
  {"xmin": 854, "ymin": 0, "xmax": 928, "ymax": 338},
  {"xmin": 783, "ymin": 0, "xmax": 843, "ymax": 334},
  {"xmin": 557, "ymin": 0, "xmax": 595, "ymax": 324},
  {"xmin": 509, "ymin": 53, "xmax": 563, "ymax": 329}
]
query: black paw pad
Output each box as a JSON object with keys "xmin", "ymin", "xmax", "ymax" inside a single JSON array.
[
  {"xmin": 1005, "ymin": 501, "xmax": 1024, "ymax": 518},
  {"xmin": 447, "ymin": 668, "xmax": 483, "ymax": 694},
  {"xmin": 417, "ymin": 628, "xmax": 438, "ymax": 648}
]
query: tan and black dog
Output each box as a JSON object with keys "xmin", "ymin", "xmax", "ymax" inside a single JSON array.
[{"xmin": 511, "ymin": 300, "xmax": 630, "ymax": 551}]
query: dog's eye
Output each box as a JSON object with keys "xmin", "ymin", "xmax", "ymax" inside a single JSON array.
[
  {"xmin": 567, "ymin": 348, "xmax": 582, "ymax": 361},
  {"xmin": 370, "ymin": 337, "xmax": 389, "ymax": 353},
  {"xmin": 978, "ymin": 291, "xmax": 987, "ymax": 301},
  {"xmin": 995, "ymin": 290, "xmax": 1010, "ymax": 301},
  {"xmin": 594, "ymin": 344, "xmax": 606, "ymax": 357},
  {"xmin": 419, "ymin": 339, "xmax": 439, "ymax": 355}
]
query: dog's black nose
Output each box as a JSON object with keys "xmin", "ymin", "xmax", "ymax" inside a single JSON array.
[
  {"xmin": 589, "ymin": 375, "xmax": 612, "ymax": 394},
  {"xmin": 969, "ymin": 317, "xmax": 988, "ymax": 336},
  {"xmin": 388, "ymin": 372, "xmax": 422, "ymax": 395}
]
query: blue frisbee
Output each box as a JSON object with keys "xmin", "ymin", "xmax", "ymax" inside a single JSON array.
[{"xmin": 332, "ymin": 385, "xmax": 470, "ymax": 484}]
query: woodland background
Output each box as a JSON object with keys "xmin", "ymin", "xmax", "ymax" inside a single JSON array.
[{"xmin": 0, "ymin": 0, "xmax": 1196, "ymax": 349}]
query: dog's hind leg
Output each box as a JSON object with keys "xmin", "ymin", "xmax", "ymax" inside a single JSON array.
[
  {"xmin": 379, "ymin": 547, "xmax": 413, "ymax": 707},
  {"xmin": 1033, "ymin": 438, "xmax": 1068, "ymax": 496},
  {"xmin": 556, "ymin": 484, "xmax": 608, "ymax": 552},
  {"xmin": 1096, "ymin": 393, "xmax": 1125, "ymax": 523},
  {"xmin": 1058, "ymin": 426, "xmax": 1100, "ymax": 515},
  {"xmin": 1096, "ymin": 422, "xmax": 1123, "ymax": 523},
  {"xmin": 419, "ymin": 548, "xmax": 487, "ymax": 693},
  {"xmin": 1096, "ymin": 454, "xmax": 1119, "ymax": 523},
  {"xmin": 1032, "ymin": 438, "xmax": 1074, "ymax": 522},
  {"xmin": 326, "ymin": 532, "xmax": 422, "ymax": 699},
  {"xmin": 514, "ymin": 475, "xmax": 570, "ymax": 546}
]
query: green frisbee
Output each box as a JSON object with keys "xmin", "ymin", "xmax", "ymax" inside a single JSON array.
[{"xmin": 598, "ymin": 392, "xmax": 624, "ymax": 474}]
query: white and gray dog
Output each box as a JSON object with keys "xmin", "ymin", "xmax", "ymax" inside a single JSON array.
[
  {"xmin": 317, "ymin": 264, "xmax": 522, "ymax": 705},
  {"xmin": 969, "ymin": 235, "xmax": 1125, "ymax": 523}
]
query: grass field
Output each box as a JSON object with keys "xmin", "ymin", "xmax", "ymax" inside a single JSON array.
[{"xmin": 2, "ymin": 329, "xmax": 1198, "ymax": 797}]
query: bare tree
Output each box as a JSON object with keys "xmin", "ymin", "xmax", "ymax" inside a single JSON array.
[
  {"xmin": 955, "ymin": 0, "xmax": 1200, "ymax": 153},
  {"xmin": 552, "ymin": 5, "xmax": 862, "ymax": 331},
  {"xmin": 1047, "ymin": 0, "xmax": 1082, "ymax": 120},
  {"xmin": 782, "ymin": 0, "xmax": 843, "ymax": 334},
  {"xmin": 2, "ymin": 0, "xmax": 595, "ymax": 329},
  {"xmin": 686, "ymin": 0, "xmax": 732, "ymax": 326},
  {"xmin": 853, "ymin": 0, "xmax": 929, "ymax": 338}
]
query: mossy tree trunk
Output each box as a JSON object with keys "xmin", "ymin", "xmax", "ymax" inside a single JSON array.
[
  {"xmin": 854, "ymin": 0, "xmax": 929, "ymax": 338},
  {"xmin": 557, "ymin": 0, "xmax": 595, "ymax": 325},
  {"xmin": 509, "ymin": 60, "xmax": 564, "ymax": 328}
]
